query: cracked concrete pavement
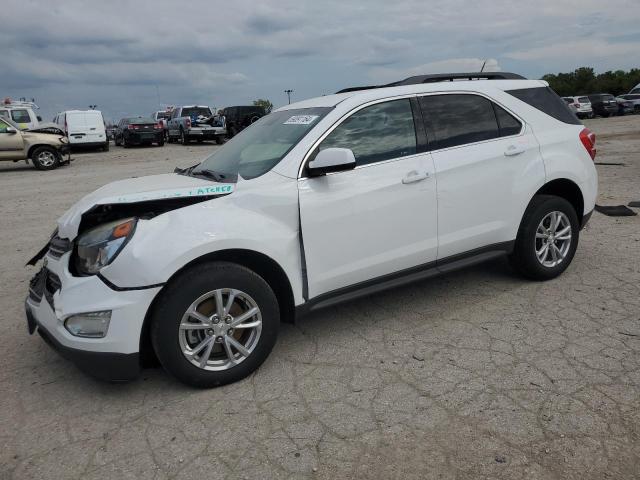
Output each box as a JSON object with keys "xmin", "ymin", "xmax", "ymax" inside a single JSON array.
[{"xmin": 1, "ymin": 116, "xmax": 639, "ymax": 479}]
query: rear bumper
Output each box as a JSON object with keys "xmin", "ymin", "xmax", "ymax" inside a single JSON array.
[
  {"xmin": 187, "ymin": 128, "xmax": 225, "ymax": 139},
  {"xmin": 125, "ymin": 132, "xmax": 163, "ymax": 144},
  {"xmin": 26, "ymin": 301, "xmax": 140, "ymax": 381}
]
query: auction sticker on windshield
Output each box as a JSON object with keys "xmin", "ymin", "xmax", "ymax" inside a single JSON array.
[{"xmin": 283, "ymin": 115, "xmax": 319, "ymax": 125}]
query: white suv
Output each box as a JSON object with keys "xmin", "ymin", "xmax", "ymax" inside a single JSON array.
[{"xmin": 25, "ymin": 72, "xmax": 598, "ymax": 387}]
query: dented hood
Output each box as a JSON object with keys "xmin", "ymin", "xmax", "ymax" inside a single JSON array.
[{"xmin": 57, "ymin": 173, "xmax": 235, "ymax": 239}]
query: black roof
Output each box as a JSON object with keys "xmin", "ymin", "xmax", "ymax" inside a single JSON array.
[{"xmin": 336, "ymin": 72, "xmax": 526, "ymax": 94}]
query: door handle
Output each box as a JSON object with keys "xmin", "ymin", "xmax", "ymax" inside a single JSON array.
[
  {"xmin": 504, "ymin": 144, "xmax": 525, "ymax": 156},
  {"xmin": 402, "ymin": 170, "xmax": 430, "ymax": 184}
]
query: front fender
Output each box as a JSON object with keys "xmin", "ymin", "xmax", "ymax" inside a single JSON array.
[{"xmin": 100, "ymin": 172, "xmax": 305, "ymax": 303}]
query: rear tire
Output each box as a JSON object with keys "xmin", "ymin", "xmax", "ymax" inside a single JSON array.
[
  {"xmin": 158, "ymin": 138, "xmax": 165, "ymax": 147},
  {"xmin": 509, "ymin": 195, "xmax": 579, "ymax": 280},
  {"xmin": 31, "ymin": 146, "xmax": 60, "ymax": 170},
  {"xmin": 215, "ymin": 136, "xmax": 224, "ymax": 145},
  {"xmin": 102, "ymin": 141, "xmax": 109, "ymax": 152},
  {"xmin": 180, "ymin": 129, "xmax": 189, "ymax": 145},
  {"xmin": 151, "ymin": 262, "xmax": 280, "ymax": 388}
]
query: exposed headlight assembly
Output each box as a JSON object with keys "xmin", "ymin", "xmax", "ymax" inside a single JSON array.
[{"xmin": 74, "ymin": 218, "xmax": 136, "ymax": 275}]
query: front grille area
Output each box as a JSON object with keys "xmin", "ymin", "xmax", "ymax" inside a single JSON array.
[
  {"xmin": 48, "ymin": 236, "xmax": 72, "ymax": 258},
  {"xmin": 44, "ymin": 271, "xmax": 61, "ymax": 307},
  {"xmin": 28, "ymin": 267, "xmax": 61, "ymax": 307}
]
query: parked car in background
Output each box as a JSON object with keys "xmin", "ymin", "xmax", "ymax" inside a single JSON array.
[
  {"xmin": 0, "ymin": 99, "xmax": 42, "ymax": 130},
  {"xmin": 220, "ymin": 105, "xmax": 266, "ymax": 138},
  {"xmin": 114, "ymin": 117, "xmax": 164, "ymax": 147},
  {"xmin": 630, "ymin": 84, "xmax": 640, "ymax": 94},
  {"xmin": 151, "ymin": 110, "xmax": 172, "ymax": 139},
  {"xmin": 562, "ymin": 96, "xmax": 593, "ymax": 118},
  {"xmin": 615, "ymin": 97, "xmax": 634, "ymax": 116},
  {"xmin": 0, "ymin": 116, "xmax": 69, "ymax": 170},
  {"xmin": 167, "ymin": 106, "xmax": 226, "ymax": 145},
  {"xmin": 53, "ymin": 110, "xmax": 109, "ymax": 151},
  {"xmin": 587, "ymin": 94, "xmax": 618, "ymax": 117},
  {"xmin": 24, "ymin": 72, "xmax": 598, "ymax": 386},
  {"xmin": 617, "ymin": 94, "xmax": 640, "ymax": 113}
]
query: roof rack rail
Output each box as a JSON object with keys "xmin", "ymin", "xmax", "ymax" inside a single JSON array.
[{"xmin": 336, "ymin": 72, "xmax": 526, "ymax": 94}]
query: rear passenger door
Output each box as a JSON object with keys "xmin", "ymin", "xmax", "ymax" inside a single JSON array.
[{"xmin": 418, "ymin": 93, "xmax": 544, "ymax": 259}]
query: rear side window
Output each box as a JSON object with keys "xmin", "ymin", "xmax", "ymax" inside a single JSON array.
[
  {"xmin": 578, "ymin": 97, "xmax": 590, "ymax": 103},
  {"xmin": 419, "ymin": 94, "xmax": 500, "ymax": 149},
  {"xmin": 319, "ymin": 99, "xmax": 417, "ymax": 166},
  {"xmin": 494, "ymin": 105, "xmax": 522, "ymax": 137},
  {"xmin": 11, "ymin": 109, "xmax": 31, "ymax": 123},
  {"xmin": 507, "ymin": 87, "xmax": 581, "ymax": 125}
]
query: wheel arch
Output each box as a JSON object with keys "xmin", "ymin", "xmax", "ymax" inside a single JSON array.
[
  {"xmin": 27, "ymin": 143, "xmax": 60, "ymax": 160},
  {"xmin": 139, "ymin": 248, "xmax": 296, "ymax": 366},
  {"xmin": 534, "ymin": 178, "xmax": 584, "ymax": 223}
]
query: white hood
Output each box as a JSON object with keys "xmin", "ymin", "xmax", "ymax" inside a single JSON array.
[{"xmin": 57, "ymin": 173, "xmax": 235, "ymax": 239}]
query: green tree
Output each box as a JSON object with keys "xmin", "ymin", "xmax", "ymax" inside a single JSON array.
[
  {"xmin": 253, "ymin": 99, "xmax": 273, "ymax": 113},
  {"xmin": 542, "ymin": 67, "xmax": 640, "ymax": 96}
]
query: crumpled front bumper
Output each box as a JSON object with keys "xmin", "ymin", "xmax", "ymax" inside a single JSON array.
[{"xmin": 25, "ymin": 249, "xmax": 162, "ymax": 381}]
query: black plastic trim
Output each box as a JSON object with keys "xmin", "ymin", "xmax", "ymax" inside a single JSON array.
[
  {"xmin": 581, "ymin": 209, "xmax": 593, "ymax": 229},
  {"xmin": 97, "ymin": 273, "xmax": 165, "ymax": 292},
  {"xmin": 26, "ymin": 302, "xmax": 140, "ymax": 382},
  {"xmin": 296, "ymin": 241, "xmax": 514, "ymax": 317},
  {"xmin": 336, "ymin": 72, "xmax": 526, "ymax": 93}
]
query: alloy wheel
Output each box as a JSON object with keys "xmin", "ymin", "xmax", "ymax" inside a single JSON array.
[
  {"xmin": 178, "ymin": 288, "xmax": 262, "ymax": 371},
  {"xmin": 36, "ymin": 150, "xmax": 56, "ymax": 167},
  {"xmin": 535, "ymin": 211, "xmax": 572, "ymax": 267}
]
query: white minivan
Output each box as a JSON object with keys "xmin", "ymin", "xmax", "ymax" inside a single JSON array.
[
  {"xmin": 26, "ymin": 72, "xmax": 598, "ymax": 387},
  {"xmin": 53, "ymin": 110, "xmax": 109, "ymax": 151}
]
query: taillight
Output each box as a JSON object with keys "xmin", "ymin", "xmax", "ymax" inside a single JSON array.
[
  {"xmin": 185, "ymin": 118, "xmax": 191, "ymax": 129},
  {"xmin": 128, "ymin": 124, "xmax": 139, "ymax": 130},
  {"xmin": 579, "ymin": 128, "xmax": 596, "ymax": 161}
]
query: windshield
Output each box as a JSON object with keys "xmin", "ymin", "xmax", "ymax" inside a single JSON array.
[
  {"xmin": 156, "ymin": 111, "xmax": 171, "ymax": 119},
  {"xmin": 193, "ymin": 107, "xmax": 331, "ymax": 180}
]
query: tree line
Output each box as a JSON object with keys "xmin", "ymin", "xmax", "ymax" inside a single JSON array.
[{"xmin": 542, "ymin": 67, "xmax": 640, "ymax": 96}]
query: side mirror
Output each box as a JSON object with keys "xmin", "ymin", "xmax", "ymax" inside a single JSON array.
[
  {"xmin": 5, "ymin": 126, "xmax": 17, "ymax": 134},
  {"xmin": 308, "ymin": 148, "xmax": 356, "ymax": 177},
  {"xmin": 37, "ymin": 115, "xmax": 42, "ymax": 122}
]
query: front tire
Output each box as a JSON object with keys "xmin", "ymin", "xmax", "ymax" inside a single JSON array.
[
  {"xmin": 510, "ymin": 195, "xmax": 579, "ymax": 280},
  {"xmin": 151, "ymin": 262, "xmax": 280, "ymax": 388},
  {"xmin": 31, "ymin": 146, "xmax": 60, "ymax": 170}
]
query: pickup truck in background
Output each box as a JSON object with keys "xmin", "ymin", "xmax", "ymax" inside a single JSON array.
[{"xmin": 166, "ymin": 106, "xmax": 226, "ymax": 145}]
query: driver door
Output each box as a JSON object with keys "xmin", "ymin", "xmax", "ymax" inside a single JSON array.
[{"xmin": 299, "ymin": 98, "xmax": 438, "ymax": 299}]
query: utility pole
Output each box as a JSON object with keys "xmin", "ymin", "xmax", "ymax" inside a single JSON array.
[{"xmin": 284, "ymin": 89, "xmax": 293, "ymax": 104}]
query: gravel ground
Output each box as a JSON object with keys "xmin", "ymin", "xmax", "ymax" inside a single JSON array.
[{"xmin": 1, "ymin": 116, "xmax": 639, "ymax": 479}]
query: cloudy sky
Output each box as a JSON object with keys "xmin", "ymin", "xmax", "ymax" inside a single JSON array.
[{"xmin": 3, "ymin": 0, "xmax": 639, "ymax": 122}]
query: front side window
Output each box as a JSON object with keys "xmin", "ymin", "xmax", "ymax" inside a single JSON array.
[
  {"xmin": 11, "ymin": 109, "xmax": 31, "ymax": 123},
  {"xmin": 319, "ymin": 99, "xmax": 416, "ymax": 166},
  {"xmin": 194, "ymin": 107, "xmax": 331, "ymax": 180},
  {"xmin": 419, "ymin": 94, "xmax": 500, "ymax": 149}
]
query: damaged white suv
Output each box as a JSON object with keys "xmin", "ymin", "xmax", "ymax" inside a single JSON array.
[{"xmin": 25, "ymin": 72, "xmax": 598, "ymax": 387}]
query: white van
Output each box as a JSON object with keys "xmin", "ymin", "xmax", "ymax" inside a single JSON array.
[{"xmin": 53, "ymin": 110, "xmax": 109, "ymax": 151}]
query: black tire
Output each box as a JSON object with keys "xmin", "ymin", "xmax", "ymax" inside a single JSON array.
[
  {"xmin": 157, "ymin": 138, "xmax": 165, "ymax": 147},
  {"xmin": 227, "ymin": 126, "xmax": 236, "ymax": 139},
  {"xmin": 31, "ymin": 146, "xmax": 60, "ymax": 170},
  {"xmin": 114, "ymin": 134, "xmax": 120, "ymax": 146},
  {"xmin": 151, "ymin": 261, "xmax": 280, "ymax": 388},
  {"xmin": 180, "ymin": 129, "xmax": 189, "ymax": 145},
  {"xmin": 509, "ymin": 195, "xmax": 579, "ymax": 281},
  {"xmin": 215, "ymin": 136, "xmax": 224, "ymax": 145},
  {"xmin": 102, "ymin": 141, "xmax": 109, "ymax": 152},
  {"xmin": 122, "ymin": 135, "xmax": 129, "ymax": 148}
]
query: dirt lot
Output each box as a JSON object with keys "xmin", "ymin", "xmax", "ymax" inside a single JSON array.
[{"xmin": 1, "ymin": 116, "xmax": 639, "ymax": 479}]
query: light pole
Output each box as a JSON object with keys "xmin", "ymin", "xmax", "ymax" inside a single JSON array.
[{"xmin": 284, "ymin": 89, "xmax": 293, "ymax": 104}]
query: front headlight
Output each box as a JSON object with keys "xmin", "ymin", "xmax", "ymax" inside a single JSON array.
[{"xmin": 74, "ymin": 218, "xmax": 137, "ymax": 275}]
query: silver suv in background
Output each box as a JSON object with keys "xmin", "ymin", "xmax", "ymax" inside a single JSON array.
[{"xmin": 562, "ymin": 96, "xmax": 593, "ymax": 119}]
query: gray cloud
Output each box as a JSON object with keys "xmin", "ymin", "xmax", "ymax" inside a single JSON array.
[{"xmin": 2, "ymin": 0, "xmax": 639, "ymax": 122}]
